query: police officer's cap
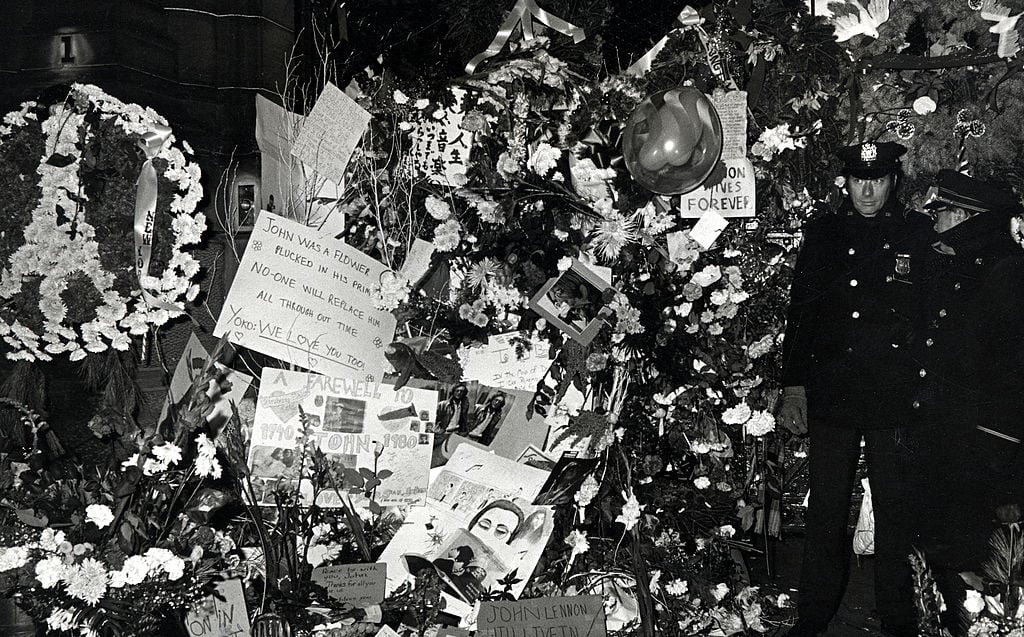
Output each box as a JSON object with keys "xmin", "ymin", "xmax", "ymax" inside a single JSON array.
[
  {"xmin": 836, "ymin": 142, "xmax": 907, "ymax": 179},
  {"xmin": 923, "ymin": 169, "xmax": 1024, "ymax": 217}
]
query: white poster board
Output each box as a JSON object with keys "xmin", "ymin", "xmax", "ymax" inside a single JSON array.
[
  {"xmin": 248, "ymin": 369, "xmax": 438, "ymax": 507},
  {"xmin": 214, "ymin": 211, "xmax": 397, "ymax": 385},
  {"xmin": 678, "ymin": 159, "xmax": 756, "ymax": 218}
]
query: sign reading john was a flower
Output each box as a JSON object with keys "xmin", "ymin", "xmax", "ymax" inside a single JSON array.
[{"xmin": 214, "ymin": 211, "xmax": 397, "ymax": 385}]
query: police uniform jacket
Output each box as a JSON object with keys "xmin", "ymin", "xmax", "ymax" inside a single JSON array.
[
  {"xmin": 908, "ymin": 212, "xmax": 1024, "ymax": 451},
  {"xmin": 781, "ymin": 199, "xmax": 933, "ymax": 428}
]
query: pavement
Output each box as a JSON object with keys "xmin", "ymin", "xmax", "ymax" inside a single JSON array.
[{"xmin": 751, "ymin": 532, "xmax": 891, "ymax": 637}]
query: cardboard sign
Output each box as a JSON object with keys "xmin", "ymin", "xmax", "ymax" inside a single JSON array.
[
  {"xmin": 214, "ymin": 211, "xmax": 397, "ymax": 385},
  {"xmin": 477, "ymin": 596, "xmax": 606, "ymax": 637},
  {"xmin": 411, "ymin": 87, "xmax": 474, "ymax": 184},
  {"xmin": 459, "ymin": 332, "xmax": 553, "ymax": 392},
  {"xmin": 689, "ymin": 209, "xmax": 729, "ymax": 250},
  {"xmin": 185, "ymin": 579, "xmax": 251, "ymax": 637},
  {"xmin": 311, "ymin": 563, "xmax": 386, "ymax": 608},
  {"xmin": 160, "ymin": 333, "xmax": 253, "ymax": 425},
  {"xmin": 678, "ymin": 159, "xmax": 755, "ymax": 218},
  {"xmin": 713, "ymin": 90, "xmax": 748, "ymax": 162},
  {"xmin": 291, "ymin": 82, "xmax": 371, "ymax": 185},
  {"xmin": 248, "ymin": 369, "xmax": 437, "ymax": 507}
]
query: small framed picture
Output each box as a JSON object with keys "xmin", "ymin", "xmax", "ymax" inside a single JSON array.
[{"xmin": 528, "ymin": 259, "xmax": 616, "ymax": 346}]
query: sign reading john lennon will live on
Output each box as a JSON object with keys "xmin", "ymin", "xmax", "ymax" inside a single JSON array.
[
  {"xmin": 214, "ymin": 211, "xmax": 397, "ymax": 384},
  {"xmin": 477, "ymin": 596, "xmax": 606, "ymax": 637}
]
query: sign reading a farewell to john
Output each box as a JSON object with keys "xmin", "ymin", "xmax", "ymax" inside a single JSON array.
[
  {"xmin": 214, "ymin": 211, "xmax": 397, "ymax": 384},
  {"xmin": 477, "ymin": 596, "xmax": 606, "ymax": 637},
  {"xmin": 678, "ymin": 159, "xmax": 756, "ymax": 218}
]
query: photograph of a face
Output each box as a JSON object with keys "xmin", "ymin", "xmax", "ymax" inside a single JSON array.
[{"xmin": 529, "ymin": 259, "xmax": 615, "ymax": 346}]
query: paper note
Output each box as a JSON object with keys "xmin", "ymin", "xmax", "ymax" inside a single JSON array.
[
  {"xmin": 713, "ymin": 90, "xmax": 748, "ymax": 162},
  {"xmin": 411, "ymin": 87, "xmax": 474, "ymax": 184},
  {"xmin": 292, "ymin": 83, "xmax": 371, "ymax": 185},
  {"xmin": 160, "ymin": 333, "xmax": 253, "ymax": 425},
  {"xmin": 399, "ymin": 238, "xmax": 435, "ymax": 288},
  {"xmin": 477, "ymin": 596, "xmax": 607, "ymax": 637},
  {"xmin": 185, "ymin": 579, "xmax": 251, "ymax": 637},
  {"xmin": 376, "ymin": 626, "xmax": 401, "ymax": 637},
  {"xmin": 311, "ymin": 563, "xmax": 386, "ymax": 608},
  {"xmin": 214, "ymin": 211, "xmax": 397, "ymax": 385},
  {"xmin": 689, "ymin": 209, "xmax": 729, "ymax": 250},
  {"xmin": 248, "ymin": 368, "xmax": 437, "ymax": 507},
  {"xmin": 255, "ymin": 95, "xmax": 305, "ymax": 216},
  {"xmin": 678, "ymin": 159, "xmax": 755, "ymax": 218},
  {"xmin": 460, "ymin": 332, "xmax": 553, "ymax": 392}
]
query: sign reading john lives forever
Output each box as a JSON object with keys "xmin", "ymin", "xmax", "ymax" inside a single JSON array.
[
  {"xmin": 477, "ymin": 596, "xmax": 607, "ymax": 637},
  {"xmin": 214, "ymin": 211, "xmax": 397, "ymax": 385},
  {"xmin": 678, "ymin": 158, "xmax": 756, "ymax": 218}
]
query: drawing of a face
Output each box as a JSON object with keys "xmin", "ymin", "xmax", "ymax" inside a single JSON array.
[{"xmin": 471, "ymin": 508, "xmax": 520, "ymax": 544}]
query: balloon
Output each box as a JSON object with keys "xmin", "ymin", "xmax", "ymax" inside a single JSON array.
[{"xmin": 622, "ymin": 87, "xmax": 724, "ymax": 195}]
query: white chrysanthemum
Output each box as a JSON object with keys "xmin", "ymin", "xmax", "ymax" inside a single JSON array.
[
  {"xmin": 85, "ymin": 504, "xmax": 114, "ymax": 529},
  {"xmin": 0, "ymin": 546, "xmax": 30, "ymax": 571},
  {"xmin": 35, "ymin": 556, "xmax": 66, "ymax": 588},
  {"xmin": 912, "ymin": 96, "xmax": 936, "ymax": 115},
  {"xmin": 721, "ymin": 403, "xmax": 752, "ymax": 425},
  {"xmin": 432, "ymin": 219, "xmax": 461, "ymax": 252},
  {"xmin": 528, "ymin": 142, "xmax": 562, "ymax": 177},
  {"xmin": 744, "ymin": 411, "xmax": 776, "ymax": 437},
  {"xmin": 691, "ymin": 265, "xmax": 722, "ymax": 287},
  {"xmin": 711, "ymin": 582, "xmax": 730, "ymax": 602},
  {"xmin": 666, "ymin": 579, "xmax": 689, "ymax": 596},
  {"xmin": 38, "ymin": 528, "xmax": 67, "ymax": 552},
  {"xmin": 694, "ymin": 476, "xmax": 711, "ymax": 490},
  {"xmin": 64, "ymin": 558, "xmax": 108, "ymax": 605},
  {"xmin": 151, "ymin": 442, "xmax": 182, "ymax": 466},
  {"xmin": 424, "ymin": 195, "xmax": 452, "ymax": 220}
]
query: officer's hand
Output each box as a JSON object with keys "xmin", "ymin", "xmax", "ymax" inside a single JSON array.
[{"xmin": 779, "ymin": 386, "xmax": 808, "ymax": 436}]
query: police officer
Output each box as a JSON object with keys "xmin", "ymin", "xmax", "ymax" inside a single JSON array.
[
  {"xmin": 908, "ymin": 170, "xmax": 1024, "ymax": 628},
  {"xmin": 780, "ymin": 142, "xmax": 933, "ymax": 637}
]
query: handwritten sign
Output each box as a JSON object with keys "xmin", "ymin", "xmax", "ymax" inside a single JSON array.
[
  {"xmin": 311, "ymin": 563, "xmax": 386, "ymax": 607},
  {"xmin": 678, "ymin": 159, "xmax": 755, "ymax": 218},
  {"xmin": 411, "ymin": 87, "xmax": 474, "ymax": 184},
  {"xmin": 713, "ymin": 90, "xmax": 748, "ymax": 161},
  {"xmin": 460, "ymin": 332, "xmax": 553, "ymax": 392},
  {"xmin": 292, "ymin": 83, "xmax": 371, "ymax": 185},
  {"xmin": 160, "ymin": 333, "xmax": 253, "ymax": 425},
  {"xmin": 477, "ymin": 596, "xmax": 606, "ymax": 637},
  {"xmin": 249, "ymin": 368, "xmax": 436, "ymax": 507},
  {"xmin": 214, "ymin": 211, "xmax": 397, "ymax": 385},
  {"xmin": 185, "ymin": 579, "xmax": 251, "ymax": 637}
]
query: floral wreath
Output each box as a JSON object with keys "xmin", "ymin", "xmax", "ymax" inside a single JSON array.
[{"xmin": 0, "ymin": 84, "xmax": 205, "ymax": 362}]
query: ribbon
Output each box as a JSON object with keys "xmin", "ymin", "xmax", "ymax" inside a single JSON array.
[
  {"xmin": 580, "ymin": 121, "xmax": 625, "ymax": 170},
  {"xmin": 133, "ymin": 123, "xmax": 178, "ymax": 310},
  {"xmin": 626, "ymin": 7, "xmax": 703, "ymax": 76},
  {"xmin": 626, "ymin": 6, "xmax": 738, "ymax": 89},
  {"xmin": 465, "ymin": 0, "xmax": 586, "ymax": 74}
]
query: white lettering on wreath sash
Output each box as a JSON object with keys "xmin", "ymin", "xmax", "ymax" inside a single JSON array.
[{"xmin": 213, "ymin": 211, "xmax": 397, "ymax": 385}]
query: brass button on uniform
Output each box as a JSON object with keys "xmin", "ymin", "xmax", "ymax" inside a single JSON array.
[
  {"xmin": 919, "ymin": 369, "xmax": 927, "ymax": 377},
  {"xmin": 848, "ymin": 248, "xmax": 856, "ymax": 255},
  {"xmin": 939, "ymin": 309, "xmax": 947, "ymax": 318},
  {"xmin": 851, "ymin": 311, "xmax": 860, "ymax": 319},
  {"xmin": 913, "ymin": 400, "xmax": 921, "ymax": 409},
  {"xmin": 926, "ymin": 338, "xmax": 934, "ymax": 347},
  {"xmin": 850, "ymin": 279, "xmax": 858, "ymax": 287},
  {"xmin": 954, "ymin": 282, "xmax": 961, "ymax": 290}
]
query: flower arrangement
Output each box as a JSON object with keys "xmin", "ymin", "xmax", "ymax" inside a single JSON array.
[
  {"xmin": 0, "ymin": 83, "xmax": 205, "ymax": 362},
  {"xmin": 0, "ymin": 360, "xmax": 233, "ymax": 635}
]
